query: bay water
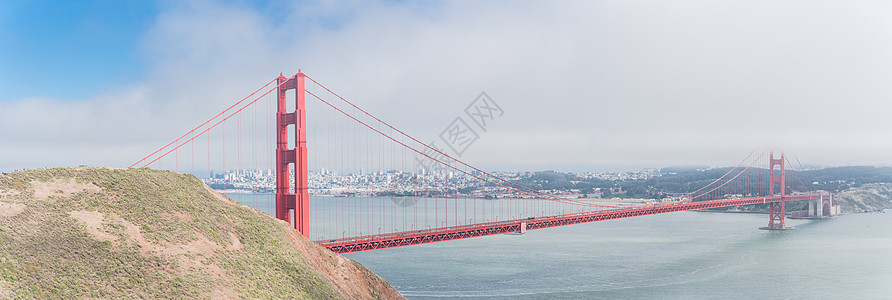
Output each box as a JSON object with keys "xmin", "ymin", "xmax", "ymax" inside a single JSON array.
[{"xmin": 227, "ymin": 193, "xmax": 892, "ymax": 299}]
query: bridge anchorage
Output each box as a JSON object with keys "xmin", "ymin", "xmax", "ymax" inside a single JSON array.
[{"xmin": 791, "ymin": 193, "xmax": 841, "ymax": 219}]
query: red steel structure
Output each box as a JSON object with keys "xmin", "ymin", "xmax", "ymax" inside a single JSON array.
[
  {"xmin": 270, "ymin": 74, "xmax": 812, "ymax": 250},
  {"xmin": 132, "ymin": 71, "xmax": 822, "ymax": 253},
  {"xmin": 275, "ymin": 72, "xmax": 310, "ymax": 237},
  {"xmin": 765, "ymin": 152, "xmax": 787, "ymax": 230},
  {"xmin": 321, "ymin": 194, "xmax": 820, "ymax": 254}
]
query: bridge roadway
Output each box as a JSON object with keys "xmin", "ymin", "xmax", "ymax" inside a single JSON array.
[{"xmin": 317, "ymin": 194, "xmax": 821, "ymax": 254}]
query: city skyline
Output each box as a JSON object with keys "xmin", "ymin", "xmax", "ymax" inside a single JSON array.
[{"xmin": 203, "ymin": 167, "xmax": 669, "ymax": 196}]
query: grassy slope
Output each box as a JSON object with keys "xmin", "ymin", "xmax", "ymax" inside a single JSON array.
[{"xmin": 0, "ymin": 168, "xmax": 400, "ymax": 299}]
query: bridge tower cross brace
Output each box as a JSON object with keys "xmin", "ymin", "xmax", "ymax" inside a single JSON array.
[
  {"xmin": 766, "ymin": 151, "xmax": 787, "ymax": 229},
  {"xmin": 275, "ymin": 72, "xmax": 310, "ymax": 237}
]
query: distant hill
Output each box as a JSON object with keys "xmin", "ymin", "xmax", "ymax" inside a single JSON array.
[
  {"xmin": 511, "ymin": 166, "xmax": 892, "ymax": 200},
  {"xmin": 0, "ymin": 168, "xmax": 403, "ymax": 299},
  {"xmin": 834, "ymin": 183, "xmax": 892, "ymax": 213}
]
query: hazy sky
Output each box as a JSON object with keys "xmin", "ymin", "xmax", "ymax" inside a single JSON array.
[{"xmin": 2, "ymin": 0, "xmax": 891, "ymax": 172}]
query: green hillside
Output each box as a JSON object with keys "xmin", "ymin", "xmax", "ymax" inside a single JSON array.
[{"xmin": 0, "ymin": 168, "xmax": 402, "ymax": 299}]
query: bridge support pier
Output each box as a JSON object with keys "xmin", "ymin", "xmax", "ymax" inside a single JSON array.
[
  {"xmin": 761, "ymin": 152, "xmax": 793, "ymax": 230},
  {"xmin": 275, "ymin": 72, "xmax": 310, "ymax": 237}
]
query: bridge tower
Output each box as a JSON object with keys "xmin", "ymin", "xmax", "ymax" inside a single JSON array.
[
  {"xmin": 275, "ymin": 72, "xmax": 310, "ymax": 237},
  {"xmin": 764, "ymin": 151, "xmax": 790, "ymax": 230}
]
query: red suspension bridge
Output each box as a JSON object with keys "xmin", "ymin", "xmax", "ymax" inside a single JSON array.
[{"xmin": 131, "ymin": 71, "xmax": 824, "ymax": 254}]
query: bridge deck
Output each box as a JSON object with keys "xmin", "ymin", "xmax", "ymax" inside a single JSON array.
[{"xmin": 317, "ymin": 194, "xmax": 820, "ymax": 254}]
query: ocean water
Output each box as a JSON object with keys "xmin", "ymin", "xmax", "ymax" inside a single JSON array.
[{"xmin": 226, "ymin": 194, "xmax": 892, "ymax": 299}]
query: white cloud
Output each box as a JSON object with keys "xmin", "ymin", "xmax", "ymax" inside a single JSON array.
[{"xmin": 2, "ymin": 0, "xmax": 892, "ymax": 171}]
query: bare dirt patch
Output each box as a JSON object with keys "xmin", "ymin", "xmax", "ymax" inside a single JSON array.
[
  {"xmin": 64, "ymin": 208, "xmax": 244, "ymax": 284},
  {"xmin": 0, "ymin": 203, "xmax": 26, "ymax": 219},
  {"xmin": 108, "ymin": 213, "xmax": 242, "ymax": 283},
  {"xmin": 114, "ymin": 215, "xmax": 241, "ymax": 257},
  {"xmin": 66, "ymin": 209, "xmax": 236, "ymax": 283},
  {"xmin": 226, "ymin": 231, "xmax": 243, "ymax": 251},
  {"xmin": 171, "ymin": 211, "xmax": 193, "ymax": 222},
  {"xmin": 30, "ymin": 178, "xmax": 101, "ymax": 200},
  {"xmin": 68, "ymin": 210, "xmax": 116, "ymax": 242}
]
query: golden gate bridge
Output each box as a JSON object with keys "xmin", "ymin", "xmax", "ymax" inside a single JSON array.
[{"xmin": 130, "ymin": 71, "xmax": 824, "ymax": 254}]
